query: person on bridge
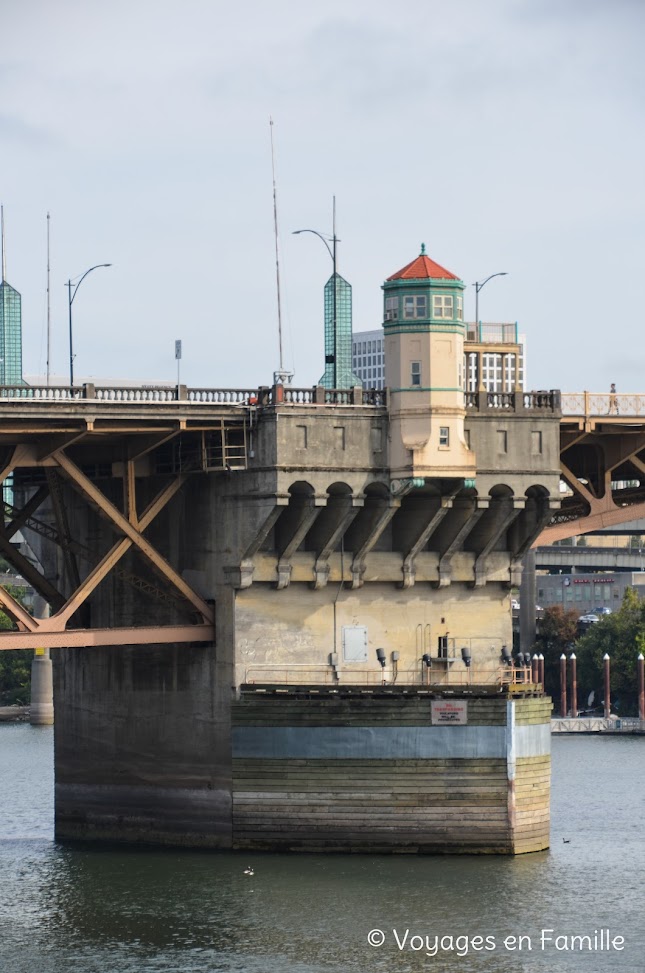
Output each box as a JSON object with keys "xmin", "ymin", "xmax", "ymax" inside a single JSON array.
[{"xmin": 609, "ymin": 383, "xmax": 619, "ymax": 414}]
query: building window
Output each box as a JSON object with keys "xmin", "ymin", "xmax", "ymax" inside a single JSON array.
[
  {"xmin": 466, "ymin": 353, "xmax": 478, "ymax": 392},
  {"xmin": 403, "ymin": 295, "xmax": 427, "ymax": 319},
  {"xmin": 439, "ymin": 426, "xmax": 449, "ymax": 447},
  {"xmin": 456, "ymin": 295, "xmax": 463, "ymax": 321},
  {"xmin": 482, "ymin": 353, "xmax": 503, "ymax": 392},
  {"xmin": 433, "ymin": 294, "xmax": 453, "ymax": 318},
  {"xmin": 385, "ymin": 296, "xmax": 398, "ymax": 321},
  {"xmin": 411, "ymin": 361, "xmax": 421, "ymax": 386}
]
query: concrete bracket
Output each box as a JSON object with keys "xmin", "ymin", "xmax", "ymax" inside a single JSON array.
[
  {"xmin": 226, "ymin": 560, "xmax": 255, "ymax": 589},
  {"xmin": 509, "ymin": 559, "xmax": 524, "ymax": 588},
  {"xmin": 276, "ymin": 560, "xmax": 292, "ymax": 590},
  {"xmin": 350, "ymin": 561, "xmax": 365, "ymax": 589},
  {"xmin": 435, "ymin": 558, "xmax": 452, "ymax": 588},
  {"xmin": 400, "ymin": 560, "xmax": 416, "ymax": 589},
  {"xmin": 312, "ymin": 560, "xmax": 330, "ymax": 590},
  {"xmin": 473, "ymin": 563, "xmax": 487, "ymax": 587}
]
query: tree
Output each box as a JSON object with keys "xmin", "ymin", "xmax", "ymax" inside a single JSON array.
[
  {"xmin": 0, "ymin": 585, "xmax": 32, "ymax": 706},
  {"xmin": 576, "ymin": 586, "xmax": 645, "ymax": 715},
  {"xmin": 534, "ymin": 605, "xmax": 579, "ymax": 700}
]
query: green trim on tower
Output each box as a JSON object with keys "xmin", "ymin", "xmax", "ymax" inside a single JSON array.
[{"xmin": 383, "ymin": 323, "xmax": 465, "ymax": 335}]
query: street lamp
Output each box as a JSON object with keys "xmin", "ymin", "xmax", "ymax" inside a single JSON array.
[
  {"xmin": 293, "ymin": 199, "xmax": 339, "ymax": 388},
  {"xmin": 67, "ymin": 263, "xmax": 112, "ymax": 387},
  {"xmin": 473, "ymin": 272, "xmax": 507, "ymax": 328}
]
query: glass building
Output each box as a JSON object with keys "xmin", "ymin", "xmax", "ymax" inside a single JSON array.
[
  {"xmin": 319, "ymin": 273, "xmax": 361, "ymax": 390},
  {"xmin": 0, "ymin": 280, "xmax": 23, "ymax": 385}
]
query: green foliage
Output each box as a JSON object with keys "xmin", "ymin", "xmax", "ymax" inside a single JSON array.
[
  {"xmin": 575, "ymin": 586, "xmax": 645, "ymax": 715},
  {"xmin": 0, "ymin": 584, "xmax": 32, "ymax": 706},
  {"xmin": 535, "ymin": 605, "xmax": 579, "ymax": 699}
]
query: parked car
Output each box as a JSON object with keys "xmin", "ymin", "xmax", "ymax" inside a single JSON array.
[
  {"xmin": 511, "ymin": 599, "xmax": 520, "ymax": 611},
  {"xmin": 578, "ymin": 613, "xmax": 599, "ymax": 624},
  {"xmin": 593, "ymin": 606, "xmax": 612, "ymax": 615}
]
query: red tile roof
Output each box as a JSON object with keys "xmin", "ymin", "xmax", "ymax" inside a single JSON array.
[{"xmin": 387, "ymin": 253, "xmax": 459, "ymax": 281}]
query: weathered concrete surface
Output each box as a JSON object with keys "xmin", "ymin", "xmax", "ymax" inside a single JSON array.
[
  {"xmin": 10, "ymin": 395, "xmax": 560, "ymax": 849},
  {"xmin": 232, "ymin": 693, "xmax": 551, "ymax": 854}
]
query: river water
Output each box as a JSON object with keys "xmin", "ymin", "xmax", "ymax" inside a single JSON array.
[{"xmin": 0, "ymin": 724, "xmax": 643, "ymax": 973}]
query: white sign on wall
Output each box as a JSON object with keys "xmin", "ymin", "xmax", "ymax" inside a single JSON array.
[{"xmin": 431, "ymin": 700, "xmax": 468, "ymax": 725}]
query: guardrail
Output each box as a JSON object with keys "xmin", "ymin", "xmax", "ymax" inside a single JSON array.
[
  {"xmin": 561, "ymin": 392, "xmax": 645, "ymax": 418},
  {"xmin": 0, "ymin": 382, "xmax": 566, "ymax": 413},
  {"xmin": 0, "ymin": 383, "xmax": 387, "ymax": 407},
  {"xmin": 243, "ymin": 663, "xmax": 539, "ymax": 688},
  {"xmin": 552, "ymin": 717, "xmax": 645, "ymax": 733},
  {"xmin": 465, "ymin": 390, "xmax": 561, "ymax": 413}
]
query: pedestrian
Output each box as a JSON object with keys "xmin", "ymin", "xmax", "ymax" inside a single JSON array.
[{"xmin": 609, "ymin": 383, "xmax": 619, "ymax": 414}]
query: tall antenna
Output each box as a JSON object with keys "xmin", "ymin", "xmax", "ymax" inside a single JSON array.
[
  {"xmin": 269, "ymin": 117, "xmax": 292, "ymax": 385},
  {"xmin": 46, "ymin": 212, "xmax": 51, "ymax": 386},
  {"xmin": 1, "ymin": 205, "xmax": 6, "ymax": 284}
]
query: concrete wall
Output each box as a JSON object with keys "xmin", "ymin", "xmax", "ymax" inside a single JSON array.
[
  {"xmin": 232, "ymin": 693, "xmax": 551, "ymax": 854},
  {"xmin": 21, "ymin": 397, "xmax": 560, "ymax": 851},
  {"xmin": 235, "ymin": 581, "xmax": 513, "ymax": 687}
]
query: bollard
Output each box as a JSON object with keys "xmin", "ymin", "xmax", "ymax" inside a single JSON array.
[
  {"xmin": 569, "ymin": 652, "xmax": 577, "ymax": 718},
  {"xmin": 603, "ymin": 654, "xmax": 611, "ymax": 719},
  {"xmin": 560, "ymin": 653, "xmax": 567, "ymax": 718}
]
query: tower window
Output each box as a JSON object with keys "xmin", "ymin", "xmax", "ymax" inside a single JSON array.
[
  {"xmin": 385, "ymin": 296, "xmax": 398, "ymax": 321},
  {"xmin": 433, "ymin": 295, "xmax": 454, "ymax": 318},
  {"xmin": 439, "ymin": 427, "xmax": 450, "ymax": 447},
  {"xmin": 411, "ymin": 361, "xmax": 421, "ymax": 386},
  {"xmin": 456, "ymin": 295, "xmax": 463, "ymax": 321},
  {"xmin": 403, "ymin": 295, "xmax": 427, "ymax": 319}
]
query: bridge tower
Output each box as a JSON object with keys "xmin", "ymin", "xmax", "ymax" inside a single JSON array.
[{"xmin": 384, "ymin": 245, "xmax": 475, "ymax": 484}]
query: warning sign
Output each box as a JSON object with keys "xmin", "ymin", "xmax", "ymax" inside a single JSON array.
[{"xmin": 431, "ymin": 700, "xmax": 468, "ymax": 725}]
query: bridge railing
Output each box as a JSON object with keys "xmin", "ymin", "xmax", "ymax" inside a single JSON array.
[
  {"xmin": 0, "ymin": 383, "xmax": 387, "ymax": 408},
  {"xmin": 464, "ymin": 390, "xmax": 560, "ymax": 413},
  {"xmin": 0, "ymin": 382, "xmax": 562, "ymax": 413},
  {"xmin": 561, "ymin": 392, "xmax": 645, "ymax": 417}
]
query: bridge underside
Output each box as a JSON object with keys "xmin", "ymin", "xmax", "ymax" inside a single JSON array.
[
  {"xmin": 540, "ymin": 416, "xmax": 645, "ymax": 544},
  {"xmin": 0, "ymin": 406, "xmax": 250, "ymax": 648}
]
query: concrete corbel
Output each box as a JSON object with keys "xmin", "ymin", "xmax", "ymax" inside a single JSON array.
[
  {"xmin": 350, "ymin": 560, "xmax": 366, "ymax": 589},
  {"xmin": 312, "ymin": 561, "xmax": 331, "ymax": 590},
  {"xmin": 276, "ymin": 560, "xmax": 292, "ymax": 590},
  {"xmin": 509, "ymin": 558, "xmax": 524, "ymax": 588},
  {"xmin": 226, "ymin": 560, "xmax": 255, "ymax": 589},
  {"xmin": 400, "ymin": 560, "xmax": 416, "ymax": 589}
]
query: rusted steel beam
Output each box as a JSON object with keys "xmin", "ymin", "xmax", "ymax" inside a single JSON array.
[
  {"xmin": 0, "ymin": 623, "xmax": 215, "ymax": 650},
  {"xmin": 48, "ymin": 473, "xmax": 190, "ymax": 628},
  {"xmin": 3, "ymin": 485, "xmax": 50, "ymax": 539},
  {"xmin": 124, "ymin": 459, "xmax": 138, "ymax": 526},
  {"xmin": 53, "ymin": 451, "xmax": 213, "ymax": 622},
  {"xmin": 0, "ymin": 585, "xmax": 40, "ymax": 632},
  {"xmin": 0, "ymin": 530, "xmax": 65, "ymax": 609}
]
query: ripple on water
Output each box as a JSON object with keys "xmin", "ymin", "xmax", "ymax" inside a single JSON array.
[{"xmin": 0, "ymin": 726, "xmax": 643, "ymax": 972}]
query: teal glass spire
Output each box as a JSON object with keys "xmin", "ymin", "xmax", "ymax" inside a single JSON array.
[
  {"xmin": 0, "ymin": 281, "xmax": 23, "ymax": 385},
  {"xmin": 319, "ymin": 272, "xmax": 361, "ymax": 389}
]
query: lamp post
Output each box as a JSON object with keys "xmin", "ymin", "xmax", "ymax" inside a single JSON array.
[
  {"xmin": 293, "ymin": 199, "xmax": 339, "ymax": 388},
  {"xmin": 473, "ymin": 272, "xmax": 507, "ymax": 329},
  {"xmin": 67, "ymin": 263, "xmax": 111, "ymax": 387}
]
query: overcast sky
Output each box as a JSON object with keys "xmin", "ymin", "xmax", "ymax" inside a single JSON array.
[{"xmin": 2, "ymin": 0, "xmax": 644, "ymax": 391}]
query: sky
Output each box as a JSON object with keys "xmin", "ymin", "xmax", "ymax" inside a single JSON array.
[{"xmin": 1, "ymin": 0, "xmax": 644, "ymax": 392}]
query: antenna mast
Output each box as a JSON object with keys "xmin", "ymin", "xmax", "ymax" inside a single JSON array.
[
  {"xmin": 46, "ymin": 213, "xmax": 51, "ymax": 386},
  {"xmin": 269, "ymin": 118, "xmax": 292, "ymax": 385}
]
